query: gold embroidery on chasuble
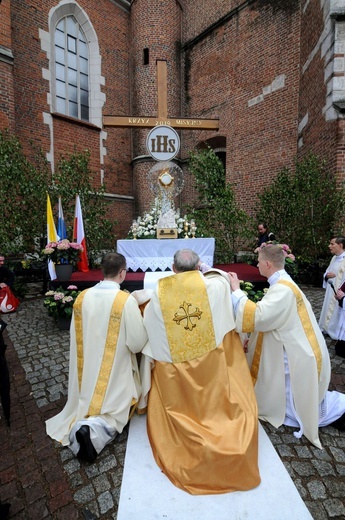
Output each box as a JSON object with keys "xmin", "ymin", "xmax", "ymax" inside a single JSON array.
[
  {"xmin": 242, "ymin": 299, "xmax": 256, "ymax": 333},
  {"xmin": 158, "ymin": 271, "xmax": 217, "ymax": 363},
  {"xmin": 278, "ymin": 280, "xmax": 322, "ymax": 378},
  {"xmin": 88, "ymin": 290, "xmax": 129, "ymax": 416}
]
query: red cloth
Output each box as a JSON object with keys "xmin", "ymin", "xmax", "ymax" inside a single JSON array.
[{"xmin": 0, "ymin": 287, "xmax": 19, "ymax": 313}]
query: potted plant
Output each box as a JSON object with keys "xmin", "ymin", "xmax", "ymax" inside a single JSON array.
[
  {"xmin": 43, "ymin": 285, "xmax": 81, "ymax": 330},
  {"xmin": 239, "ymin": 281, "xmax": 267, "ymax": 302},
  {"xmin": 42, "ymin": 239, "xmax": 83, "ymax": 280}
]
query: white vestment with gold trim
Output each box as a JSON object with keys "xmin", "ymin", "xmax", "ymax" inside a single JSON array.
[
  {"xmin": 234, "ymin": 270, "xmax": 338, "ymax": 448},
  {"xmin": 46, "ymin": 281, "xmax": 147, "ymax": 454},
  {"xmin": 319, "ymin": 253, "xmax": 345, "ymax": 339}
]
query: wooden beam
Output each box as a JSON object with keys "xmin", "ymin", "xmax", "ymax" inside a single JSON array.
[{"xmin": 103, "ymin": 115, "xmax": 219, "ymax": 130}]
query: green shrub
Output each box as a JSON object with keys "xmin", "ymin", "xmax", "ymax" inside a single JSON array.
[
  {"xmin": 0, "ymin": 130, "xmax": 115, "ymax": 259},
  {"xmin": 187, "ymin": 147, "xmax": 253, "ymax": 263},
  {"xmin": 50, "ymin": 149, "xmax": 115, "ymax": 254},
  {"xmin": 256, "ymin": 153, "xmax": 345, "ymax": 261},
  {"xmin": 0, "ymin": 130, "xmax": 49, "ymax": 254}
]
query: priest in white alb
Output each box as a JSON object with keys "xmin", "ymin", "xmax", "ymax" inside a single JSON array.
[
  {"xmin": 46, "ymin": 252, "xmax": 147, "ymax": 462},
  {"xmin": 319, "ymin": 236, "xmax": 345, "ymax": 343},
  {"xmin": 229, "ymin": 244, "xmax": 345, "ymax": 449}
]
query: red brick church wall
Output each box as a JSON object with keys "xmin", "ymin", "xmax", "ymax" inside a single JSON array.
[
  {"xmin": 1, "ymin": 0, "xmax": 134, "ymax": 238},
  {"xmin": 180, "ymin": 0, "xmax": 301, "ymax": 216},
  {"xmin": 130, "ymin": 0, "xmax": 183, "ymax": 215},
  {"xmin": 1, "ymin": 0, "xmax": 344, "ymax": 241},
  {"xmin": 298, "ymin": 0, "xmax": 338, "ymax": 174},
  {"xmin": 0, "ymin": 0, "xmax": 15, "ymax": 131}
]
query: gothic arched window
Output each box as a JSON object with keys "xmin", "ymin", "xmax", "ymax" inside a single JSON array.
[{"xmin": 54, "ymin": 15, "xmax": 89, "ymax": 121}]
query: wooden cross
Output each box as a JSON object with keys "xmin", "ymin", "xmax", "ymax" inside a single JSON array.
[
  {"xmin": 103, "ymin": 60, "xmax": 219, "ymax": 131},
  {"xmin": 173, "ymin": 301, "xmax": 203, "ymax": 331}
]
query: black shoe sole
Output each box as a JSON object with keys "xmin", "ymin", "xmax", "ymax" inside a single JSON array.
[{"xmin": 76, "ymin": 426, "xmax": 97, "ymax": 463}]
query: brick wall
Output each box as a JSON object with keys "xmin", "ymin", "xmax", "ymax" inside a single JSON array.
[
  {"xmin": 0, "ymin": 0, "xmax": 15, "ymax": 130},
  {"xmin": 130, "ymin": 0, "xmax": 183, "ymax": 214},
  {"xmin": 180, "ymin": 0, "xmax": 301, "ymax": 216},
  {"xmin": 2, "ymin": 0, "xmax": 345, "ymax": 242},
  {"xmin": 0, "ymin": 0, "xmax": 12, "ymax": 49},
  {"xmin": 0, "ymin": 63, "xmax": 15, "ymax": 130},
  {"xmin": 298, "ymin": 0, "xmax": 339, "ymax": 175},
  {"xmin": 4, "ymin": 0, "xmax": 134, "ymax": 240}
]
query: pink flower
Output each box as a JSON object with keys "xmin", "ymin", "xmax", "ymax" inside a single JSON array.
[
  {"xmin": 42, "ymin": 239, "xmax": 83, "ymax": 264},
  {"xmin": 255, "ymin": 242, "xmax": 295, "ymax": 263},
  {"xmin": 54, "ymin": 292, "xmax": 65, "ymax": 301},
  {"xmin": 43, "ymin": 247, "xmax": 54, "ymax": 255},
  {"xmin": 70, "ymin": 242, "xmax": 83, "ymax": 251},
  {"xmin": 67, "ymin": 285, "xmax": 78, "ymax": 290},
  {"xmin": 57, "ymin": 242, "xmax": 70, "ymax": 250}
]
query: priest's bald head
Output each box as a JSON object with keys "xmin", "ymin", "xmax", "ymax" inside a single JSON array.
[{"xmin": 172, "ymin": 249, "xmax": 200, "ymax": 273}]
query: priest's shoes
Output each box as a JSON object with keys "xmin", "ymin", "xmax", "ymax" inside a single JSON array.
[
  {"xmin": 0, "ymin": 501, "xmax": 11, "ymax": 519},
  {"xmin": 76, "ymin": 425, "xmax": 98, "ymax": 463},
  {"xmin": 329, "ymin": 412, "xmax": 345, "ymax": 432},
  {"xmin": 335, "ymin": 340, "xmax": 345, "ymax": 358}
]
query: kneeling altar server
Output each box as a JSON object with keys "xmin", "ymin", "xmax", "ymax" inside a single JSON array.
[{"xmin": 46, "ymin": 253, "xmax": 147, "ymax": 462}]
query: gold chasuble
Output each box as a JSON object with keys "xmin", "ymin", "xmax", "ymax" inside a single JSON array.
[{"xmin": 146, "ymin": 271, "xmax": 260, "ymax": 495}]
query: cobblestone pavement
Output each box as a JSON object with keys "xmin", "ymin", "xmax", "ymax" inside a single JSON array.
[{"xmin": 0, "ymin": 285, "xmax": 345, "ymax": 519}]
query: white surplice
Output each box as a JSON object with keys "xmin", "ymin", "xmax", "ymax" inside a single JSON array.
[
  {"xmin": 46, "ymin": 281, "xmax": 147, "ymax": 454},
  {"xmin": 233, "ymin": 270, "xmax": 345, "ymax": 448},
  {"xmin": 319, "ymin": 252, "xmax": 345, "ymax": 339}
]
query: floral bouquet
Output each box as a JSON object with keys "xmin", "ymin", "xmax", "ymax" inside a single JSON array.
[
  {"xmin": 42, "ymin": 239, "xmax": 83, "ymax": 265},
  {"xmin": 44, "ymin": 285, "xmax": 81, "ymax": 320},
  {"xmin": 254, "ymin": 241, "xmax": 298, "ymax": 278},
  {"xmin": 128, "ymin": 199, "xmax": 193, "ymax": 239}
]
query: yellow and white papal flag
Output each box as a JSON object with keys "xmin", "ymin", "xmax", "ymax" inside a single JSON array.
[{"xmin": 46, "ymin": 193, "xmax": 59, "ymax": 280}]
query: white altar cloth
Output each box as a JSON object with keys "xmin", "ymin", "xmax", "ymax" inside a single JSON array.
[
  {"xmin": 117, "ymin": 238, "xmax": 215, "ymax": 272},
  {"xmin": 143, "ymin": 271, "xmax": 174, "ymax": 290}
]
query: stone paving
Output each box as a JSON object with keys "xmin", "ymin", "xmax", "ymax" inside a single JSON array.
[{"xmin": 0, "ymin": 284, "xmax": 344, "ymax": 519}]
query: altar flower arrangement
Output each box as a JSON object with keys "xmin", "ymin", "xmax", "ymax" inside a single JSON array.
[
  {"xmin": 42, "ymin": 239, "xmax": 83, "ymax": 265},
  {"xmin": 43, "ymin": 285, "xmax": 81, "ymax": 320},
  {"xmin": 127, "ymin": 200, "xmax": 194, "ymax": 239}
]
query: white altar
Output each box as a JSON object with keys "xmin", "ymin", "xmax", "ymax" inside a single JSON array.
[{"xmin": 117, "ymin": 238, "xmax": 215, "ymax": 272}]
